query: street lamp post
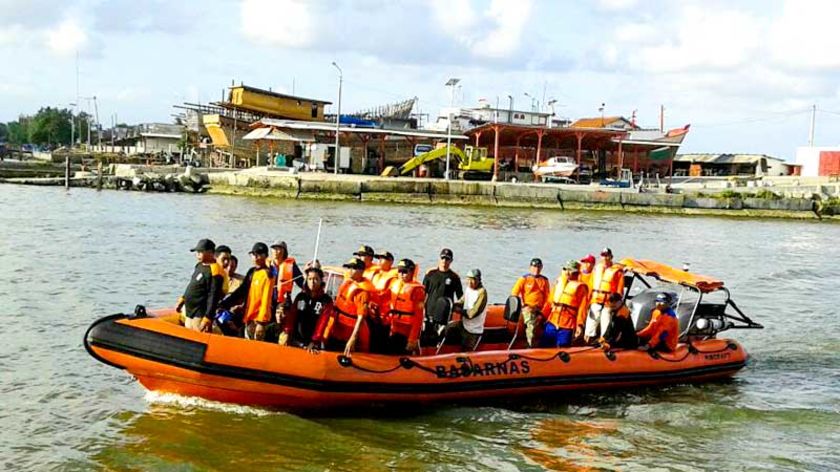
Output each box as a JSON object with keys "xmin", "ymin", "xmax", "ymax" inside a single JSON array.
[
  {"xmin": 69, "ymin": 102, "xmax": 77, "ymax": 148},
  {"xmin": 331, "ymin": 62, "xmax": 342, "ymax": 175},
  {"xmin": 444, "ymin": 78, "xmax": 460, "ymax": 180},
  {"xmin": 507, "ymin": 95, "xmax": 514, "ymax": 123}
]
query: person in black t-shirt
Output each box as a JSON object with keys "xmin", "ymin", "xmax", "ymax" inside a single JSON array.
[
  {"xmin": 175, "ymin": 238, "xmax": 224, "ymax": 332},
  {"xmin": 279, "ymin": 265, "xmax": 334, "ymax": 349},
  {"xmin": 422, "ymin": 248, "xmax": 464, "ymax": 339}
]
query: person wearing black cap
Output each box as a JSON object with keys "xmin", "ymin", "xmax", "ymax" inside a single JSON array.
[
  {"xmin": 269, "ymin": 240, "xmax": 304, "ymax": 312},
  {"xmin": 175, "ymin": 239, "xmax": 225, "ymax": 332},
  {"xmin": 586, "ymin": 247, "xmax": 625, "ymax": 344},
  {"xmin": 511, "ymin": 258, "xmax": 551, "ymax": 348},
  {"xmin": 422, "ymin": 248, "xmax": 463, "ymax": 332},
  {"xmin": 313, "ymin": 257, "xmax": 376, "ymax": 355},
  {"xmin": 384, "ymin": 259, "xmax": 426, "ymax": 354},
  {"xmin": 279, "ymin": 265, "xmax": 334, "ymax": 349},
  {"xmin": 219, "ymin": 242, "xmax": 276, "ymax": 340},
  {"xmin": 353, "ymin": 245, "xmax": 380, "ymax": 280}
]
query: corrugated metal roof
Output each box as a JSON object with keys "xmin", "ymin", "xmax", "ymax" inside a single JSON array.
[
  {"xmin": 674, "ymin": 153, "xmax": 784, "ymax": 164},
  {"xmin": 570, "ymin": 116, "xmax": 632, "ymax": 128},
  {"xmin": 254, "ymin": 118, "xmax": 468, "ymax": 140}
]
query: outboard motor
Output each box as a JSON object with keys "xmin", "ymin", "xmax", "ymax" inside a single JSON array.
[{"xmin": 422, "ymin": 297, "xmax": 453, "ymax": 345}]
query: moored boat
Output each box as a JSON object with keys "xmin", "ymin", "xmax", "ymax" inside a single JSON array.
[{"xmin": 84, "ymin": 259, "xmax": 762, "ymax": 410}]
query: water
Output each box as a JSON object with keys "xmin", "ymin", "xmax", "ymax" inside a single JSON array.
[{"xmin": 1, "ymin": 184, "xmax": 838, "ymax": 471}]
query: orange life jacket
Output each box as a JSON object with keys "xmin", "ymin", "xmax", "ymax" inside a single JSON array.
[
  {"xmin": 638, "ymin": 308, "xmax": 679, "ymax": 351},
  {"xmin": 591, "ymin": 262, "xmax": 624, "ymax": 304},
  {"xmin": 274, "ymin": 257, "xmax": 296, "ymax": 304},
  {"xmin": 333, "ymin": 279, "xmax": 374, "ymax": 325},
  {"xmin": 548, "ymin": 279, "xmax": 589, "ymax": 330},
  {"xmin": 242, "ymin": 267, "xmax": 275, "ymax": 325},
  {"xmin": 388, "ymin": 279, "xmax": 425, "ymax": 342},
  {"xmin": 363, "ymin": 262, "xmax": 381, "ymax": 281}
]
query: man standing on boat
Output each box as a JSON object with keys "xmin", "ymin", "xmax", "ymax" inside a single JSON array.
[
  {"xmin": 543, "ymin": 260, "xmax": 590, "ymax": 347},
  {"xmin": 315, "ymin": 257, "xmax": 376, "ymax": 356},
  {"xmin": 218, "ymin": 242, "xmax": 276, "ymax": 341},
  {"xmin": 586, "ymin": 248, "xmax": 625, "ymax": 344},
  {"xmin": 385, "ymin": 259, "xmax": 425, "ymax": 354},
  {"xmin": 579, "ymin": 254, "xmax": 596, "ymax": 289},
  {"xmin": 423, "ymin": 248, "xmax": 464, "ymax": 339},
  {"xmin": 447, "ymin": 269, "xmax": 488, "ymax": 352},
  {"xmin": 176, "ymin": 238, "xmax": 225, "ymax": 333},
  {"xmin": 511, "ymin": 258, "xmax": 551, "ymax": 348},
  {"xmin": 353, "ymin": 245, "xmax": 380, "ymax": 280}
]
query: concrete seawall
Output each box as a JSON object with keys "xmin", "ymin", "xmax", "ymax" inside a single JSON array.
[{"xmin": 207, "ymin": 170, "xmax": 833, "ymax": 220}]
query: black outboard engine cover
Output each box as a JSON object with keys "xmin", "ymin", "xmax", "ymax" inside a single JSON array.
[{"xmin": 504, "ymin": 296, "xmax": 522, "ymax": 323}]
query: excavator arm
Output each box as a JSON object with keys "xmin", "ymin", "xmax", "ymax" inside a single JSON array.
[{"xmin": 382, "ymin": 145, "xmax": 465, "ymax": 176}]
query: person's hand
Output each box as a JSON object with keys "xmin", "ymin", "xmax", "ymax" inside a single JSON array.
[
  {"xmin": 638, "ymin": 344, "xmax": 650, "ymax": 352},
  {"xmin": 574, "ymin": 326, "xmax": 583, "ymax": 339},
  {"xmin": 199, "ymin": 317, "xmax": 213, "ymax": 333},
  {"xmin": 175, "ymin": 298, "xmax": 185, "ymax": 312},
  {"xmin": 343, "ymin": 337, "xmax": 356, "ymax": 357},
  {"xmin": 306, "ymin": 342, "xmax": 320, "ymax": 354},
  {"xmin": 277, "ymin": 332, "xmax": 289, "ymax": 346},
  {"xmin": 406, "ymin": 340, "xmax": 419, "ymax": 353}
]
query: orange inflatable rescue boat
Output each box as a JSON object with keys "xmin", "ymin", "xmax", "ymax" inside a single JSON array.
[{"xmin": 85, "ymin": 259, "xmax": 762, "ymax": 410}]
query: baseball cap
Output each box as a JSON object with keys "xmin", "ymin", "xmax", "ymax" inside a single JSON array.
[
  {"xmin": 190, "ymin": 238, "xmax": 216, "ymax": 252},
  {"xmin": 342, "ymin": 257, "xmax": 365, "ymax": 270},
  {"xmin": 270, "ymin": 240, "xmax": 288, "ymax": 251},
  {"xmin": 353, "ymin": 245, "xmax": 375, "ymax": 257},
  {"xmin": 530, "ymin": 257, "xmax": 543, "ymax": 267},
  {"xmin": 580, "ymin": 254, "xmax": 596, "ymax": 264},
  {"xmin": 655, "ymin": 292, "xmax": 671, "ymax": 303},
  {"xmin": 439, "ymin": 248, "xmax": 454, "ymax": 260},
  {"xmin": 466, "ymin": 268, "xmax": 481, "ymax": 279},
  {"xmin": 375, "ymin": 251, "xmax": 394, "ymax": 260},
  {"xmin": 248, "ymin": 242, "xmax": 269, "ymax": 256},
  {"xmin": 215, "ymin": 244, "xmax": 231, "ymax": 255},
  {"xmin": 565, "ymin": 260, "xmax": 581, "ymax": 271},
  {"xmin": 600, "ymin": 247, "xmax": 613, "ymax": 257},
  {"xmin": 397, "ymin": 258, "xmax": 415, "ymax": 272}
]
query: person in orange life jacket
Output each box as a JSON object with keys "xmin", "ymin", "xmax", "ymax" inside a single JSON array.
[
  {"xmin": 585, "ymin": 248, "xmax": 625, "ymax": 344},
  {"xmin": 385, "ymin": 258, "xmax": 426, "ymax": 354},
  {"xmin": 600, "ymin": 293, "xmax": 638, "ymax": 350},
  {"xmin": 579, "ymin": 254, "xmax": 596, "ymax": 290},
  {"xmin": 214, "ymin": 245, "xmax": 233, "ymax": 294},
  {"xmin": 446, "ymin": 269, "xmax": 488, "ymax": 352},
  {"xmin": 175, "ymin": 238, "xmax": 225, "ymax": 333},
  {"xmin": 269, "ymin": 240, "xmax": 304, "ymax": 319},
  {"xmin": 637, "ymin": 292, "xmax": 679, "ymax": 352},
  {"xmin": 313, "ymin": 257, "xmax": 375, "ymax": 356},
  {"xmin": 511, "ymin": 258, "xmax": 551, "ymax": 348},
  {"xmin": 278, "ymin": 265, "xmax": 334, "ymax": 349},
  {"xmin": 372, "ymin": 251, "xmax": 398, "ymax": 290},
  {"xmin": 353, "ymin": 245, "xmax": 380, "ymax": 280},
  {"xmin": 542, "ymin": 260, "xmax": 590, "ymax": 348},
  {"xmin": 218, "ymin": 242, "xmax": 276, "ymax": 341}
]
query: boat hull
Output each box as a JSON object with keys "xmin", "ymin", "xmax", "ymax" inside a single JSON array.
[{"xmin": 85, "ymin": 312, "xmax": 748, "ymax": 410}]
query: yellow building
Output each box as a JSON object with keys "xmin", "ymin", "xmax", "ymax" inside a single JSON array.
[{"xmin": 225, "ymin": 85, "xmax": 331, "ymax": 121}]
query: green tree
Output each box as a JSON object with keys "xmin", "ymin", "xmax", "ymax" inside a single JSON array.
[
  {"xmin": 6, "ymin": 118, "xmax": 30, "ymax": 145},
  {"xmin": 0, "ymin": 122, "xmax": 7, "ymax": 141},
  {"xmin": 28, "ymin": 107, "xmax": 74, "ymax": 146}
]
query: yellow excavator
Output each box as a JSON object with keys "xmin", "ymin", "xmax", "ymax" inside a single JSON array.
[{"xmin": 381, "ymin": 144, "xmax": 494, "ymax": 180}]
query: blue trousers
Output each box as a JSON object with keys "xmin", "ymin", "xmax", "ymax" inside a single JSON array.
[{"xmin": 541, "ymin": 323, "xmax": 573, "ymax": 347}]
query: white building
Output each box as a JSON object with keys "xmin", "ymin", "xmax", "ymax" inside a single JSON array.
[{"xmin": 795, "ymin": 146, "xmax": 840, "ymax": 177}]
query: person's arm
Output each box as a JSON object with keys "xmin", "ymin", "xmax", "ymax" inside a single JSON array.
[
  {"xmin": 344, "ymin": 314, "xmax": 365, "ymax": 357},
  {"xmin": 615, "ymin": 269, "xmax": 625, "ymax": 295},
  {"xmin": 637, "ymin": 310, "xmax": 661, "ymax": 340},
  {"xmin": 255, "ymin": 271, "xmax": 275, "ymax": 324},
  {"xmin": 453, "ymin": 274, "xmax": 463, "ymax": 301},
  {"xmin": 219, "ymin": 268, "xmax": 252, "ymax": 310},
  {"xmin": 408, "ymin": 288, "xmax": 426, "ymax": 349},
  {"xmin": 465, "ymin": 288, "xmax": 487, "ymax": 319},
  {"xmin": 199, "ymin": 265, "xmax": 224, "ymax": 331},
  {"xmin": 510, "ymin": 277, "xmax": 524, "ymax": 298},
  {"xmin": 292, "ymin": 262, "xmax": 304, "ymax": 289},
  {"xmin": 576, "ymin": 286, "xmax": 590, "ymax": 327}
]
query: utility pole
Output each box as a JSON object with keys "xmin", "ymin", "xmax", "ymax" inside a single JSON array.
[
  {"xmin": 808, "ymin": 104, "xmax": 816, "ymax": 146},
  {"xmin": 659, "ymin": 105, "xmax": 665, "ymax": 132},
  {"xmin": 445, "ymin": 78, "xmax": 460, "ymax": 180},
  {"xmin": 332, "ymin": 62, "xmax": 342, "ymax": 175},
  {"xmin": 508, "ymin": 95, "xmax": 514, "ymax": 123}
]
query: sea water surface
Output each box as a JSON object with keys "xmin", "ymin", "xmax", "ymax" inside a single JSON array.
[{"xmin": 0, "ymin": 184, "xmax": 838, "ymax": 471}]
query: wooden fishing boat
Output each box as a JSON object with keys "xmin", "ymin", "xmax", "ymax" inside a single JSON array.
[{"xmin": 84, "ymin": 259, "xmax": 762, "ymax": 410}]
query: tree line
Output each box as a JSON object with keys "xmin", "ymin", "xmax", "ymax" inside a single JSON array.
[{"xmin": 0, "ymin": 107, "xmax": 93, "ymax": 148}]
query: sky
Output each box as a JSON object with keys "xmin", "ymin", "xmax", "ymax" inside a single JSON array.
[{"xmin": 3, "ymin": 0, "xmax": 840, "ymax": 160}]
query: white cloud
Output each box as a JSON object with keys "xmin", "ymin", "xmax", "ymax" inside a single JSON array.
[
  {"xmin": 240, "ymin": 0, "xmax": 314, "ymax": 48},
  {"xmin": 45, "ymin": 18, "xmax": 88, "ymax": 55},
  {"xmin": 768, "ymin": 0, "xmax": 840, "ymax": 70},
  {"xmin": 430, "ymin": 0, "xmax": 533, "ymax": 59},
  {"xmin": 596, "ymin": 0, "xmax": 639, "ymax": 12},
  {"xmin": 0, "ymin": 24, "xmax": 25, "ymax": 46}
]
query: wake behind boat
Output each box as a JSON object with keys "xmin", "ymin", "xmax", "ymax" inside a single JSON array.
[{"xmin": 84, "ymin": 258, "xmax": 762, "ymax": 410}]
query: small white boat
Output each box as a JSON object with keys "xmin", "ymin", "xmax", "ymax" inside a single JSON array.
[{"xmin": 533, "ymin": 156, "xmax": 579, "ymax": 181}]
